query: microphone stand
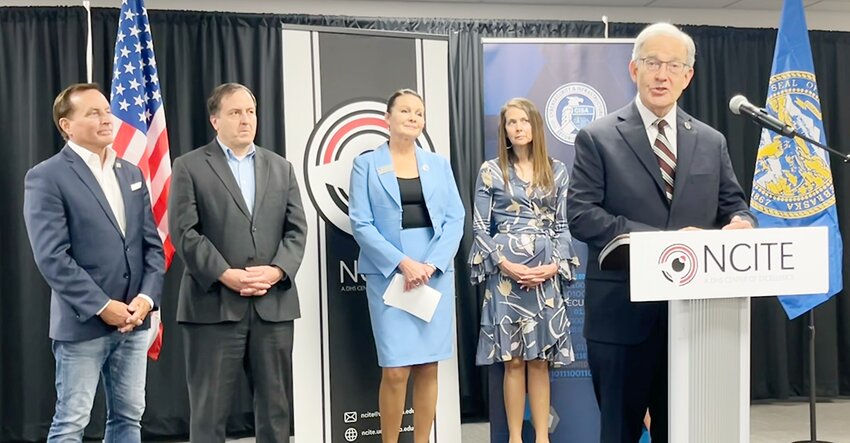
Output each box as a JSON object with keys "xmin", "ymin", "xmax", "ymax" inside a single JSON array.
[
  {"xmin": 791, "ymin": 310, "xmax": 830, "ymax": 443},
  {"xmin": 768, "ymin": 128, "xmax": 845, "ymax": 443},
  {"xmin": 788, "ymin": 128, "xmax": 850, "ymax": 163}
]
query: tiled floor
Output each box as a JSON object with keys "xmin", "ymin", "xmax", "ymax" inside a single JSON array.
[{"xmin": 213, "ymin": 399, "xmax": 850, "ymax": 442}]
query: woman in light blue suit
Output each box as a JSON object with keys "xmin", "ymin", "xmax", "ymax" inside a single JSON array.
[{"xmin": 349, "ymin": 89, "xmax": 465, "ymax": 443}]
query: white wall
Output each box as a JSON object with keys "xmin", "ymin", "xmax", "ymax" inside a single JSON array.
[{"xmin": 5, "ymin": 0, "xmax": 850, "ymax": 32}]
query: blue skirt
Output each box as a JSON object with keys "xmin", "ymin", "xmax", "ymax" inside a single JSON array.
[{"xmin": 364, "ymin": 227, "xmax": 455, "ymax": 368}]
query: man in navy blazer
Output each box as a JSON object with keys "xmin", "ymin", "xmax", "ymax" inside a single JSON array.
[
  {"xmin": 23, "ymin": 83, "xmax": 164, "ymax": 442},
  {"xmin": 567, "ymin": 24, "xmax": 755, "ymax": 443}
]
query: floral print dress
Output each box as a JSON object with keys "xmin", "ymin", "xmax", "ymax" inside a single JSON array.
[{"xmin": 468, "ymin": 158, "xmax": 579, "ymax": 367}]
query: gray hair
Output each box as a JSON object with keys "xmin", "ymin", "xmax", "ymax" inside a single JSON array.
[{"xmin": 631, "ymin": 22, "xmax": 696, "ymax": 67}]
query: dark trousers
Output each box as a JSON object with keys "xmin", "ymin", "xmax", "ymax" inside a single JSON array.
[
  {"xmin": 182, "ymin": 306, "xmax": 294, "ymax": 443},
  {"xmin": 587, "ymin": 318, "xmax": 668, "ymax": 443}
]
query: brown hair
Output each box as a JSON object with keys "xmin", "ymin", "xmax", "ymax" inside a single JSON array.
[
  {"xmin": 207, "ymin": 83, "xmax": 257, "ymax": 116},
  {"xmin": 53, "ymin": 83, "xmax": 103, "ymax": 141},
  {"xmin": 497, "ymin": 97, "xmax": 553, "ymax": 191},
  {"xmin": 386, "ymin": 88, "xmax": 424, "ymax": 113}
]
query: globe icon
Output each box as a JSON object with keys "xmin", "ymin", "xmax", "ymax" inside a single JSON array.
[{"xmin": 344, "ymin": 427, "xmax": 358, "ymax": 442}]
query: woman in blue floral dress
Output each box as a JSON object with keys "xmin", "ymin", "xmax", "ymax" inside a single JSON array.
[{"xmin": 468, "ymin": 97, "xmax": 579, "ymax": 443}]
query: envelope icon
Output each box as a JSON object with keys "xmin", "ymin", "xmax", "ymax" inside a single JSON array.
[
  {"xmin": 344, "ymin": 411, "xmax": 357, "ymax": 423},
  {"xmin": 130, "ymin": 181, "xmax": 142, "ymax": 191}
]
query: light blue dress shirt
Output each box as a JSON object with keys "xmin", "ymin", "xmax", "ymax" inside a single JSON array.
[{"xmin": 218, "ymin": 138, "xmax": 256, "ymax": 215}]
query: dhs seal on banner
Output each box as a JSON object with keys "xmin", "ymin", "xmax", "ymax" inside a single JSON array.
[
  {"xmin": 545, "ymin": 82, "xmax": 606, "ymax": 145},
  {"xmin": 303, "ymin": 99, "xmax": 435, "ymax": 234},
  {"xmin": 751, "ymin": 71, "xmax": 835, "ymax": 219}
]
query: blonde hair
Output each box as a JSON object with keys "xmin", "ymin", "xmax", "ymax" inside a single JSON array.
[{"xmin": 497, "ymin": 98, "xmax": 553, "ymax": 191}]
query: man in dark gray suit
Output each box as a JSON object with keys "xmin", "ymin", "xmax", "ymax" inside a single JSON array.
[
  {"xmin": 169, "ymin": 83, "xmax": 307, "ymax": 442},
  {"xmin": 23, "ymin": 83, "xmax": 165, "ymax": 442},
  {"xmin": 567, "ymin": 23, "xmax": 755, "ymax": 443}
]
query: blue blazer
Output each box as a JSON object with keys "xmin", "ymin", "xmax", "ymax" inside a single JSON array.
[
  {"xmin": 23, "ymin": 146, "xmax": 165, "ymax": 341},
  {"xmin": 349, "ymin": 143, "xmax": 465, "ymax": 278}
]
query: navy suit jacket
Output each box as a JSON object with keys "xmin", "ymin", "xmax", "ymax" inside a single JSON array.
[
  {"xmin": 349, "ymin": 143, "xmax": 465, "ymax": 278},
  {"xmin": 567, "ymin": 102, "xmax": 754, "ymax": 344},
  {"xmin": 23, "ymin": 145, "xmax": 165, "ymax": 341}
]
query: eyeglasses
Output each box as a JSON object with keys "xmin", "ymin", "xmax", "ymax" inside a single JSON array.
[{"xmin": 640, "ymin": 57, "xmax": 689, "ymax": 75}]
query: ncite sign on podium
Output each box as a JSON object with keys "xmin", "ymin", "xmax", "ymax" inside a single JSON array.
[{"xmin": 601, "ymin": 227, "xmax": 828, "ymax": 443}]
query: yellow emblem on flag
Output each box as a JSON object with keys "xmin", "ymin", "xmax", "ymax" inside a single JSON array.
[{"xmin": 751, "ymin": 71, "xmax": 835, "ymax": 219}]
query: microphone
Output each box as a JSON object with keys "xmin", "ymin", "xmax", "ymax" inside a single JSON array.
[{"xmin": 728, "ymin": 95, "xmax": 796, "ymax": 138}]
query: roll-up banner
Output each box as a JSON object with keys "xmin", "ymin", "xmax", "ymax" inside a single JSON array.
[
  {"xmin": 481, "ymin": 38, "xmax": 636, "ymax": 443},
  {"xmin": 284, "ymin": 27, "xmax": 460, "ymax": 443}
]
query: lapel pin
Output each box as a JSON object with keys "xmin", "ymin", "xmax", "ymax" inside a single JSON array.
[
  {"xmin": 115, "ymin": 162, "xmax": 122, "ymax": 169},
  {"xmin": 422, "ymin": 164, "xmax": 430, "ymax": 172},
  {"xmin": 377, "ymin": 165, "xmax": 393, "ymax": 175},
  {"xmin": 684, "ymin": 121, "xmax": 692, "ymax": 131}
]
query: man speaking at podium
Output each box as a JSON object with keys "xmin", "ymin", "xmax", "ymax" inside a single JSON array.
[{"xmin": 567, "ymin": 23, "xmax": 755, "ymax": 443}]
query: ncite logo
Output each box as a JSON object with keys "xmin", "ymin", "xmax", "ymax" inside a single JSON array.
[
  {"xmin": 658, "ymin": 244, "xmax": 698, "ymax": 286},
  {"xmin": 303, "ymin": 99, "xmax": 435, "ymax": 235}
]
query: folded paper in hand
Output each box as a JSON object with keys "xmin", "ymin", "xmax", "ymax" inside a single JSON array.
[{"xmin": 383, "ymin": 274, "xmax": 442, "ymax": 322}]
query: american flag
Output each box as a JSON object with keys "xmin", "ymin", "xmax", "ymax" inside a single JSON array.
[{"xmin": 110, "ymin": 0, "xmax": 172, "ymax": 359}]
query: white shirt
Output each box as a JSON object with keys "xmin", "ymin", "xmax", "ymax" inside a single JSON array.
[
  {"xmin": 67, "ymin": 142, "xmax": 153, "ymax": 313},
  {"xmin": 635, "ymin": 95, "xmax": 678, "ymax": 157},
  {"xmin": 68, "ymin": 141, "xmax": 126, "ymax": 234}
]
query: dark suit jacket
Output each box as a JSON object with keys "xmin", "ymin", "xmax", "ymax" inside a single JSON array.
[
  {"xmin": 567, "ymin": 102, "xmax": 754, "ymax": 345},
  {"xmin": 169, "ymin": 140, "xmax": 307, "ymax": 324},
  {"xmin": 23, "ymin": 146, "xmax": 165, "ymax": 341}
]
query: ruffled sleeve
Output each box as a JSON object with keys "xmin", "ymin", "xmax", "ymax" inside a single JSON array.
[
  {"xmin": 468, "ymin": 161, "xmax": 505, "ymax": 283},
  {"xmin": 551, "ymin": 160, "xmax": 580, "ymax": 284}
]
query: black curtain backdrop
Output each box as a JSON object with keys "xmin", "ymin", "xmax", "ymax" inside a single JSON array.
[
  {"xmin": 0, "ymin": 7, "xmax": 89, "ymax": 442},
  {"xmin": 2, "ymin": 8, "xmax": 849, "ymax": 441}
]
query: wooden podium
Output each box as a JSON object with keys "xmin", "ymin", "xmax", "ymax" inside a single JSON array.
[{"xmin": 615, "ymin": 227, "xmax": 829, "ymax": 443}]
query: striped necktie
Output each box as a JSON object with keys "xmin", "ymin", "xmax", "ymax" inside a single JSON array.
[{"xmin": 653, "ymin": 119, "xmax": 676, "ymax": 202}]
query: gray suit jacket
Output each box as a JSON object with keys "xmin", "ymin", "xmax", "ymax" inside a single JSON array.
[
  {"xmin": 169, "ymin": 140, "xmax": 307, "ymax": 324},
  {"xmin": 567, "ymin": 102, "xmax": 755, "ymax": 344}
]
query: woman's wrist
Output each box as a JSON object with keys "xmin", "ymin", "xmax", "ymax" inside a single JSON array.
[{"xmin": 398, "ymin": 257, "xmax": 415, "ymax": 271}]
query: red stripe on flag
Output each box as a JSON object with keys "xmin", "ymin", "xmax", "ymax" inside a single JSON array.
[
  {"xmin": 146, "ymin": 322, "xmax": 164, "ymax": 361},
  {"xmin": 137, "ymin": 144, "xmax": 152, "ymax": 178},
  {"xmin": 163, "ymin": 236, "xmax": 174, "ymax": 269},
  {"xmin": 113, "ymin": 123, "xmax": 137, "ymax": 157},
  {"xmin": 152, "ymin": 176, "xmax": 170, "ymax": 221},
  {"xmin": 148, "ymin": 131, "xmax": 170, "ymax": 179}
]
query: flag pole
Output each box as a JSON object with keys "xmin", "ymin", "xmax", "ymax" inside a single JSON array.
[
  {"xmin": 791, "ymin": 309, "xmax": 831, "ymax": 443},
  {"xmin": 83, "ymin": 0, "xmax": 92, "ymax": 83},
  {"xmin": 601, "ymin": 15, "xmax": 609, "ymax": 39}
]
